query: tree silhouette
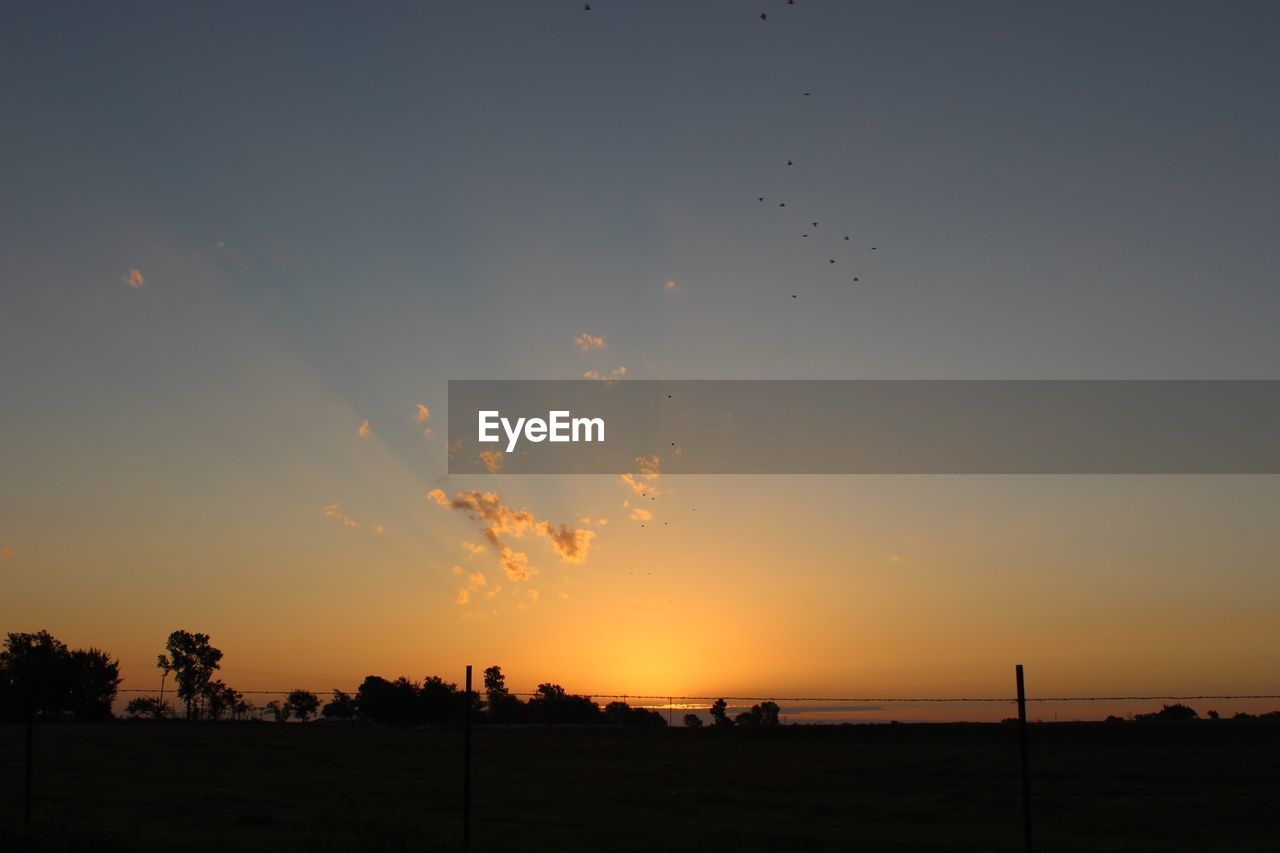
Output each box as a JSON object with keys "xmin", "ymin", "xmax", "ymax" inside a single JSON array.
[
  {"xmin": 125, "ymin": 696, "xmax": 170, "ymax": 719},
  {"xmin": 163, "ymin": 630, "xmax": 223, "ymax": 720},
  {"xmin": 683, "ymin": 713, "xmax": 703, "ymax": 728},
  {"xmin": 605, "ymin": 701, "xmax": 668, "ymax": 727},
  {"xmin": 710, "ymin": 698, "xmax": 733, "ymax": 727},
  {"xmin": 0, "ymin": 630, "xmax": 120, "ymax": 720},
  {"xmin": 156, "ymin": 654, "xmax": 172, "ymax": 710},
  {"xmin": 322, "ymin": 690, "xmax": 357, "ymax": 719},
  {"xmin": 1135, "ymin": 703, "xmax": 1198, "ymax": 721},
  {"xmin": 285, "ymin": 689, "xmax": 321, "ymax": 721},
  {"xmin": 265, "ymin": 699, "xmax": 291, "ymax": 723}
]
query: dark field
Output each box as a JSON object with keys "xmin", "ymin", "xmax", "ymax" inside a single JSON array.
[{"xmin": 1, "ymin": 720, "xmax": 1278, "ymax": 852}]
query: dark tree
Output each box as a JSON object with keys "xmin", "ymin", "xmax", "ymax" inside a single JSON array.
[
  {"xmin": 163, "ymin": 630, "xmax": 223, "ymax": 720},
  {"xmin": 484, "ymin": 665, "xmax": 522, "ymax": 723},
  {"xmin": 356, "ymin": 676, "xmax": 421, "ymax": 727},
  {"xmin": 285, "ymin": 689, "xmax": 321, "ymax": 721},
  {"xmin": 709, "ymin": 698, "xmax": 733, "ymax": 727},
  {"xmin": 528, "ymin": 683, "xmax": 603, "ymax": 724},
  {"xmin": 125, "ymin": 696, "xmax": 170, "ymax": 719},
  {"xmin": 419, "ymin": 677, "xmax": 460, "ymax": 728},
  {"xmin": 322, "ymin": 690, "xmax": 357, "ymax": 719},
  {"xmin": 753, "ymin": 700, "xmax": 781, "ymax": 727},
  {"xmin": 264, "ymin": 699, "xmax": 291, "ymax": 723},
  {"xmin": 734, "ymin": 711, "xmax": 755, "ymax": 726},
  {"xmin": 683, "ymin": 713, "xmax": 704, "ymax": 728},
  {"xmin": 204, "ymin": 680, "xmax": 241, "ymax": 721},
  {"xmin": 1135, "ymin": 703, "xmax": 1199, "ymax": 721},
  {"xmin": 0, "ymin": 630, "xmax": 120, "ymax": 720},
  {"xmin": 605, "ymin": 701, "xmax": 667, "ymax": 727}
]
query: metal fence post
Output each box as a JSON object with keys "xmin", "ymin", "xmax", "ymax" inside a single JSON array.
[
  {"xmin": 463, "ymin": 664, "xmax": 472, "ymax": 852},
  {"xmin": 24, "ymin": 708, "xmax": 34, "ymax": 827},
  {"xmin": 1016, "ymin": 664, "xmax": 1032, "ymax": 853}
]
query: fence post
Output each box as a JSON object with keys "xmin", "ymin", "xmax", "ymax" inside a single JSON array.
[
  {"xmin": 1016, "ymin": 664, "xmax": 1032, "ymax": 853},
  {"xmin": 24, "ymin": 708, "xmax": 34, "ymax": 827},
  {"xmin": 463, "ymin": 664, "xmax": 472, "ymax": 852}
]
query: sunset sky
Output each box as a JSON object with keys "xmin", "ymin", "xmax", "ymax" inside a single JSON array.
[{"xmin": 3, "ymin": 1, "xmax": 1279, "ymax": 720}]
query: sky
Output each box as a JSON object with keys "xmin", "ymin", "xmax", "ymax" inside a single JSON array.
[{"xmin": 3, "ymin": 1, "xmax": 1280, "ymax": 721}]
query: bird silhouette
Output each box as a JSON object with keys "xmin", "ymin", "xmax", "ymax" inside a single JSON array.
[
  {"xmin": 844, "ymin": 235, "xmax": 850, "ymax": 240},
  {"xmin": 829, "ymin": 259, "xmax": 835, "ymax": 264},
  {"xmin": 760, "ymin": 13, "xmax": 768, "ymax": 21},
  {"xmin": 787, "ymin": 160, "xmax": 793, "ymax": 165},
  {"xmin": 758, "ymin": 196, "xmax": 765, "ymax": 201},
  {"xmin": 584, "ymin": 3, "xmax": 591, "ymax": 9},
  {"xmin": 812, "ymin": 222, "xmax": 818, "ymax": 227}
]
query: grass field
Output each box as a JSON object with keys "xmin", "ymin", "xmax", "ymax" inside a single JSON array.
[{"xmin": 1, "ymin": 720, "xmax": 1278, "ymax": 852}]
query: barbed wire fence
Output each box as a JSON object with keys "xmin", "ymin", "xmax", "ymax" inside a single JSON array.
[{"xmin": 7, "ymin": 665, "xmax": 1280, "ymax": 853}]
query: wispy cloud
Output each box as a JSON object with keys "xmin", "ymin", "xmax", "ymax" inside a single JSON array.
[
  {"xmin": 583, "ymin": 366, "xmax": 627, "ymax": 381},
  {"xmin": 619, "ymin": 454, "xmax": 661, "ymax": 496},
  {"xmin": 122, "ymin": 268, "xmax": 144, "ymax": 289},
  {"xmin": 479, "ymin": 449, "xmax": 504, "ymax": 473},
  {"xmin": 462, "ymin": 541, "xmax": 487, "ymax": 556},
  {"xmin": 414, "ymin": 404, "xmax": 434, "ymax": 436},
  {"xmin": 664, "ymin": 279, "xmax": 677, "ymax": 291},
  {"xmin": 574, "ymin": 333, "xmax": 607, "ymax": 352},
  {"xmin": 498, "ymin": 547, "xmax": 531, "ymax": 581},
  {"xmin": 427, "ymin": 488, "xmax": 596, "ymax": 578},
  {"xmin": 357, "ymin": 420, "xmax": 372, "ymax": 438},
  {"xmin": 321, "ymin": 504, "xmax": 360, "ymax": 529}
]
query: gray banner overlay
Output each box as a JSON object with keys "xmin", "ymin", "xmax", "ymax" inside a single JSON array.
[{"xmin": 447, "ymin": 380, "xmax": 1280, "ymax": 474}]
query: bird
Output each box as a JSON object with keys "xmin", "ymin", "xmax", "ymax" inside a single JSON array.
[
  {"xmin": 758, "ymin": 196, "xmax": 765, "ymax": 202},
  {"xmin": 802, "ymin": 234, "xmax": 808, "ymax": 238},
  {"xmin": 779, "ymin": 202, "xmax": 786, "ymax": 207},
  {"xmin": 853, "ymin": 277, "xmax": 859, "ymax": 282},
  {"xmin": 812, "ymin": 221, "xmax": 818, "ymax": 227},
  {"xmin": 803, "ymin": 92, "xmax": 811, "ymax": 96},
  {"xmin": 844, "ymin": 235, "xmax": 850, "ymax": 240},
  {"xmin": 871, "ymin": 246, "xmax": 877, "ymax": 250},
  {"xmin": 787, "ymin": 160, "xmax": 793, "ymax": 165},
  {"xmin": 791, "ymin": 294, "xmax": 797, "ymax": 298},
  {"xmin": 829, "ymin": 259, "xmax": 835, "ymax": 264},
  {"xmin": 760, "ymin": 13, "xmax": 768, "ymax": 21},
  {"xmin": 584, "ymin": 3, "xmax": 591, "ymax": 9}
]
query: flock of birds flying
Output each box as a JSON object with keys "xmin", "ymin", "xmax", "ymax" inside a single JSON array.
[{"xmin": 586, "ymin": 0, "xmax": 881, "ymax": 302}]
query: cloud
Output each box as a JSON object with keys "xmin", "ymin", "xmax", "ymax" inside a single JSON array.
[
  {"xmin": 498, "ymin": 547, "xmax": 531, "ymax": 581},
  {"xmin": 479, "ymin": 450, "xmax": 504, "ymax": 473},
  {"xmin": 527, "ymin": 589, "xmax": 540, "ymax": 604},
  {"xmin": 414, "ymin": 404, "xmax": 430, "ymax": 424},
  {"xmin": 427, "ymin": 488, "xmax": 596, "ymax": 576},
  {"xmin": 462, "ymin": 541, "xmax": 487, "ymax": 556},
  {"xmin": 583, "ymin": 366, "xmax": 627, "ymax": 381},
  {"xmin": 427, "ymin": 489, "xmax": 536, "ymax": 545},
  {"xmin": 321, "ymin": 504, "xmax": 359, "ymax": 529},
  {"xmin": 665, "ymin": 279, "xmax": 677, "ymax": 291},
  {"xmin": 629, "ymin": 507, "xmax": 653, "ymax": 522},
  {"xmin": 535, "ymin": 522, "xmax": 595, "ymax": 564},
  {"xmin": 451, "ymin": 565, "xmax": 464, "ymax": 575},
  {"xmin": 122, "ymin": 268, "xmax": 144, "ymax": 289},
  {"xmin": 358, "ymin": 420, "xmax": 371, "ymax": 438},
  {"xmin": 456, "ymin": 589, "xmax": 471, "ymax": 604},
  {"xmin": 574, "ymin": 333, "xmax": 607, "ymax": 352},
  {"xmin": 619, "ymin": 454, "xmax": 661, "ymax": 496},
  {"xmin": 1, "ymin": 546, "xmax": 12, "ymax": 560}
]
